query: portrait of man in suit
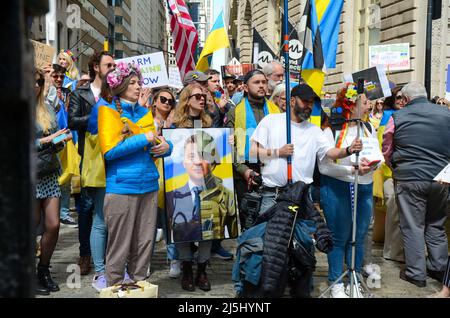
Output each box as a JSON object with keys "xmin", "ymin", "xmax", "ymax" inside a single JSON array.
[{"xmin": 165, "ymin": 130, "xmax": 238, "ymax": 243}]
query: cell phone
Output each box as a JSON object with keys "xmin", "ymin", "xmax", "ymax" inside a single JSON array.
[
  {"xmin": 368, "ymin": 160, "xmax": 381, "ymax": 167},
  {"xmin": 52, "ymin": 133, "xmax": 68, "ymax": 145}
]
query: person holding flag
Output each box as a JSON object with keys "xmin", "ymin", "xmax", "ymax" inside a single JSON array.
[{"xmin": 98, "ymin": 62, "xmax": 172, "ymax": 287}]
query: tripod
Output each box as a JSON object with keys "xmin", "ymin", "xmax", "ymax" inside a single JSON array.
[{"xmin": 319, "ymin": 80, "xmax": 375, "ymax": 298}]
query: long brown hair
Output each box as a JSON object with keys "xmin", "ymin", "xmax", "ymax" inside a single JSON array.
[
  {"xmin": 35, "ymin": 69, "xmax": 55, "ymax": 134},
  {"xmin": 174, "ymin": 83, "xmax": 212, "ymax": 128}
]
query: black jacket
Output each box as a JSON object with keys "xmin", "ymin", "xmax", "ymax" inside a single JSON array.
[
  {"xmin": 255, "ymin": 181, "xmax": 333, "ymax": 297},
  {"xmin": 35, "ymin": 124, "xmax": 64, "ymax": 180},
  {"xmin": 68, "ymin": 82, "xmax": 96, "ymax": 157}
]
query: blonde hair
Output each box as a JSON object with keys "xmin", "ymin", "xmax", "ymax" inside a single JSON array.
[
  {"xmin": 174, "ymin": 84, "xmax": 212, "ymax": 128},
  {"xmin": 35, "ymin": 69, "xmax": 55, "ymax": 134},
  {"xmin": 58, "ymin": 52, "xmax": 79, "ymax": 80}
]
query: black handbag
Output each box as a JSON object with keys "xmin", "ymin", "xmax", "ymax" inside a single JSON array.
[
  {"xmin": 36, "ymin": 145, "xmax": 62, "ymax": 179},
  {"xmin": 172, "ymin": 210, "xmax": 202, "ymax": 243}
]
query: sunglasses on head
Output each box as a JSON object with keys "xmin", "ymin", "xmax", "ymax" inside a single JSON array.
[
  {"xmin": 395, "ymin": 95, "xmax": 404, "ymax": 100},
  {"xmin": 189, "ymin": 93, "xmax": 207, "ymax": 101},
  {"xmin": 159, "ymin": 96, "xmax": 176, "ymax": 107},
  {"xmin": 52, "ymin": 74, "xmax": 65, "ymax": 80}
]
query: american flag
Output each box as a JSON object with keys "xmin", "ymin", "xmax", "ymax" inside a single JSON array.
[{"xmin": 167, "ymin": 0, "xmax": 198, "ymax": 79}]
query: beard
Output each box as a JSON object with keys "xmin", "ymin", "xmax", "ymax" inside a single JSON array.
[
  {"xmin": 268, "ymin": 79, "xmax": 282, "ymax": 92},
  {"xmin": 294, "ymin": 102, "xmax": 311, "ymax": 121}
]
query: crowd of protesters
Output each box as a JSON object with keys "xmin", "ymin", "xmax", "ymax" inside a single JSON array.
[{"xmin": 33, "ymin": 51, "xmax": 449, "ymax": 298}]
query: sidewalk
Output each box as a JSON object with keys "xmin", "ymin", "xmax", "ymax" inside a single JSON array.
[{"xmin": 38, "ymin": 224, "xmax": 444, "ymax": 298}]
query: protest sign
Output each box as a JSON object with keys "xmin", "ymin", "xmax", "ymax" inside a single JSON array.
[
  {"xmin": 117, "ymin": 52, "xmax": 169, "ymax": 88},
  {"xmin": 369, "ymin": 43, "xmax": 410, "ymax": 71},
  {"xmin": 446, "ymin": 65, "xmax": 450, "ymax": 100},
  {"xmin": 168, "ymin": 66, "xmax": 183, "ymax": 89},
  {"xmin": 344, "ymin": 66, "xmax": 392, "ymax": 101},
  {"xmin": 221, "ymin": 64, "xmax": 256, "ymax": 78},
  {"xmin": 31, "ymin": 40, "xmax": 56, "ymax": 69},
  {"xmin": 434, "ymin": 163, "xmax": 450, "ymax": 184}
]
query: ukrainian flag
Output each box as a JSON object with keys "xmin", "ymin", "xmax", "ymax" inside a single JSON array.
[
  {"xmin": 81, "ymin": 99, "xmax": 107, "ymax": 188},
  {"xmin": 301, "ymin": 0, "xmax": 344, "ymax": 97},
  {"xmin": 196, "ymin": 11, "xmax": 230, "ymax": 72}
]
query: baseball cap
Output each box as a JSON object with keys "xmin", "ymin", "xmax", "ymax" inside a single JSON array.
[
  {"xmin": 233, "ymin": 75, "xmax": 244, "ymax": 84},
  {"xmin": 222, "ymin": 73, "xmax": 236, "ymax": 81},
  {"xmin": 291, "ymin": 83, "xmax": 320, "ymax": 101},
  {"xmin": 183, "ymin": 70, "xmax": 211, "ymax": 86}
]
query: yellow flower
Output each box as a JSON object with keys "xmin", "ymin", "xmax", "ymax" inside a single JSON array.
[{"xmin": 345, "ymin": 87, "xmax": 358, "ymax": 100}]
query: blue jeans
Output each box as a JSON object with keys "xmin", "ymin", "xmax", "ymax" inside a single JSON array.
[
  {"xmin": 259, "ymin": 190, "xmax": 277, "ymax": 215},
  {"xmin": 88, "ymin": 187, "xmax": 107, "ymax": 273},
  {"xmin": 320, "ymin": 176, "xmax": 373, "ymax": 283},
  {"xmin": 60, "ymin": 181, "xmax": 71, "ymax": 220},
  {"xmin": 78, "ymin": 187, "xmax": 94, "ymax": 257}
]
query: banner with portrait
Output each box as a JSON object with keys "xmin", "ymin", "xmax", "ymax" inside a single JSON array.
[{"xmin": 162, "ymin": 128, "xmax": 239, "ymax": 244}]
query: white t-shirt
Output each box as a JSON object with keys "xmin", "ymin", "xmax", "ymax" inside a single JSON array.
[
  {"xmin": 90, "ymin": 84, "xmax": 101, "ymax": 102},
  {"xmin": 318, "ymin": 124, "xmax": 378, "ymax": 185},
  {"xmin": 251, "ymin": 113, "xmax": 333, "ymax": 187}
]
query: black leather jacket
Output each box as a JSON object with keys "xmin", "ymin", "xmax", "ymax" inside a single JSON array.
[
  {"xmin": 68, "ymin": 82, "xmax": 96, "ymax": 157},
  {"xmin": 35, "ymin": 123, "xmax": 63, "ymax": 180}
]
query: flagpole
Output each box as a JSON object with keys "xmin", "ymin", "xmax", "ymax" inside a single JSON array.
[{"xmin": 283, "ymin": 0, "xmax": 292, "ymax": 184}]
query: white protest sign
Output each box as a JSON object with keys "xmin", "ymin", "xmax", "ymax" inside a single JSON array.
[
  {"xmin": 434, "ymin": 163, "xmax": 450, "ymax": 184},
  {"xmin": 369, "ymin": 43, "xmax": 410, "ymax": 71},
  {"xmin": 351, "ymin": 137, "xmax": 384, "ymax": 164},
  {"xmin": 168, "ymin": 66, "xmax": 183, "ymax": 89},
  {"xmin": 117, "ymin": 52, "xmax": 169, "ymax": 88}
]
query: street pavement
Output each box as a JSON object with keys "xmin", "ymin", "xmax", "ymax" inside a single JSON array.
[{"xmin": 37, "ymin": 220, "xmax": 448, "ymax": 299}]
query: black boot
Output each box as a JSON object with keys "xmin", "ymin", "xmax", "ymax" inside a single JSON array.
[
  {"xmin": 181, "ymin": 261, "xmax": 195, "ymax": 292},
  {"xmin": 196, "ymin": 262, "xmax": 211, "ymax": 291},
  {"xmin": 35, "ymin": 277, "xmax": 50, "ymax": 296},
  {"xmin": 37, "ymin": 264, "xmax": 60, "ymax": 292}
]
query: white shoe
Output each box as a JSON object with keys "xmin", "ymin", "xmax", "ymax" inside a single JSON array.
[
  {"xmin": 156, "ymin": 228, "xmax": 163, "ymax": 242},
  {"xmin": 92, "ymin": 274, "xmax": 107, "ymax": 292},
  {"xmin": 330, "ymin": 283, "xmax": 349, "ymax": 298},
  {"xmin": 169, "ymin": 260, "xmax": 181, "ymax": 278},
  {"xmin": 345, "ymin": 283, "xmax": 364, "ymax": 298}
]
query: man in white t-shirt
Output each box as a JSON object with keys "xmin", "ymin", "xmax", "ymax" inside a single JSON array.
[{"xmin": 250, "ymin": 84, "xmax": 362, "ymax": 213}]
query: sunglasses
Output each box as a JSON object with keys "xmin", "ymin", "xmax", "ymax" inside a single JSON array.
[
  {"xmin": 189, "ymin": 93, "xmax": 207, "ymax": 101},
  {"xmin": 52, "ymin": 75, "xmax": 65, "ymax": 80},
  {"xmin": 159, "ymin": 96, "xmax": 176, "ymax": 107},
  {"xmin": 102, "ymin": 63, "xmax": 116, "ymax": 69},
  {"xmin": 395, "ymin": 95, "xmax": 404, "ymax": 100},
  {"xmin": 36, "ymin": 78, "xmax": 45, "ymax": 87}
]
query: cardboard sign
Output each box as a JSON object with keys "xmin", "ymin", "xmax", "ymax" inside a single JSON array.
[
  {"xmin": 31, "ymin": 40, "xmax": 56, "ymax": 69},
  {"xmin": 117, "ymin": 52, "xmax": 169, "ymax": 88},
  {"xmin": 344, "ymin": 66, "xmax": 392, "ymax": 101},
  {"xmin": 369, "ymin": 43, "xmax": 410, "ymax": 71},
  {"xmin": 350, "ymin": 137, "xmax": 384, "ymax": 164}
]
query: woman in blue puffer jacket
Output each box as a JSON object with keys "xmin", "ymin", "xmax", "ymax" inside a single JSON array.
[{"xmin": 98, "ymin": 62, "xmax": 173, "ymax": 286}]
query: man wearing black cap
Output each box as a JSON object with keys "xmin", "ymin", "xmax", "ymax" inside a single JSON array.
[
  {"xmin": 226, "ymin": 69, "xmax": 281, "ymax": 226},
  {"xmin": 250, "ymin": 83, "xmax": 362, "ymax": 214},
  {"xmin": 223, "ymin": 74, "xmax": 237, "ymax": 99}
]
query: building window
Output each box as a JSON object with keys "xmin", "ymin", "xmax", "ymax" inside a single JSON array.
[
  {"xmin": 355, "ymin": 0, "xmax": 381, "ymax": 69},
  {"xmin": 115, "ymin": 50, "xmax": 124, "ymax": 59}
]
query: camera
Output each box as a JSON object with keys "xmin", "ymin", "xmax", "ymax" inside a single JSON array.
[
  {"xmin": 240, "ymin": 192, "xmax": 262, "ymax": 230},
  {"xmin": 329, "ymin": 106, "xmax": 346, "ymax": 131}
]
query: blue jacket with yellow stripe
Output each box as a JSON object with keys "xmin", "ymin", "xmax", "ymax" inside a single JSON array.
[{"xmin": 103, "ymin": 101, "xmax": 173, "ymax": 195}]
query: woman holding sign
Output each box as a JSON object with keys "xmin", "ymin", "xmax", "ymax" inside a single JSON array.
[
  {"xmin": 318, "ymin": 84, "xmax": 380, "ymax": 298},
  {"xmin": 98, "ymin": 62, "xmax": 173, "ymax": 287}
]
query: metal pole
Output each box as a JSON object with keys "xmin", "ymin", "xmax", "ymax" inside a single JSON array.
[
  {"xmin": 424, "ymin": 0, "xmax": 433, "ymax": 98},
  {"xmin": 283, "ymin": 0, "xmax": 292, "ymax": 184}
]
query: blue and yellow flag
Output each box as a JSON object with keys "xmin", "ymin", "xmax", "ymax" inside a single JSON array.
[
  {"xmin": 300, "ymin": 0, "xmax": 344, "ymax": 97},
  {"xmin": 81, "ymin": 99, "xmax": 108, "ymax": 188},
  {"xmin": 196, "ymin": 11, "xmax": 230, "ymax": 72}
]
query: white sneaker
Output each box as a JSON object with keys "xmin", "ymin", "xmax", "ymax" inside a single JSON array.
[
  {"xmin": 156, "ymin": 228, "xmax": 163, "ymax": 242},
  {"xmin": 92, "ymin": 274, "xmax": 107, "ymax": 292},
  {"xmin": 330, "ymin": 283, "xmax": 349, "ymax": 298},
  {"xmin": 345, "ymin": 283, "xmax": 364, "ymax": 298},
  {"xmin": 169, "ymin": 260, "xmax": 181, "ymax": 279}
]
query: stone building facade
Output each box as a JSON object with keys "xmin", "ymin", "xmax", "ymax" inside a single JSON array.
[{"xmin": 228, "ymin": 0, "xmax": 450, "ymax": 96}]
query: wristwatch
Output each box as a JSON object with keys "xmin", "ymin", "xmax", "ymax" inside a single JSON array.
[{"xmin": 346, "ymin": 146, "xmax": 352, "ymax": 156}]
